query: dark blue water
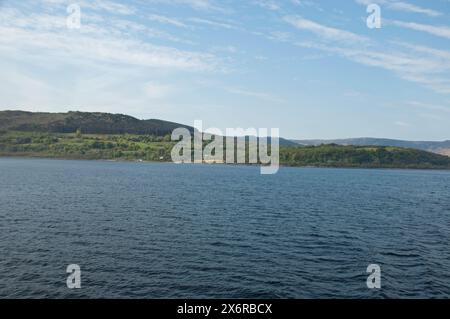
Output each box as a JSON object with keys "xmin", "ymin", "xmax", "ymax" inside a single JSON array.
[{"xmin": 0, "ymin": 158, "xmax": 449, "ymax": 298}]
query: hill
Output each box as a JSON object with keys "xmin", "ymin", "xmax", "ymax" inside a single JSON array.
[
  {"xmin": 0, "ymin": 110, "xmax": 296, "ymax": 146},
  {"xmin": 292, "ymin": 138, "xmax": 450, "ymax": 157},
  {"xmin": 0, "ymin": 110, "xmax": 193, "ymax": 136},
  {"xmin": 280, "ymin": 144, "xmax": 450, "ymax": 169}
]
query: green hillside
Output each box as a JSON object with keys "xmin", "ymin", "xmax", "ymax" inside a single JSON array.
[
  {"xmin": 293, "ymin": 137, "xmax": 450, "ymax": 157},
  {"xmin": 1, "ymin": 130, "xmax": 450, "ymax": 169},
  {"xmin": 281, "ymin": 144, "xmax": 450, "ymax": 169}
]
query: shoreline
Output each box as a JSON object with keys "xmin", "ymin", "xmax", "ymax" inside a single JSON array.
[{"xmin": 1, "ymin": 153, "xmax": 450, "ymax": 172}]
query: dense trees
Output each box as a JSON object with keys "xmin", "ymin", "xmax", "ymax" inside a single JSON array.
[
  {"xmin": 1, "ymin": 131, "xmax": 450, "ymax": 169},
  {"xmin": 279, "ymin": 144, "xmax": 450, "ymax": 168}
]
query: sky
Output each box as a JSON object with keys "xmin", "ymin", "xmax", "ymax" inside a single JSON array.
[{"xmin": 0, "ymin": 0, "xmax": 449, "ymax": 141}]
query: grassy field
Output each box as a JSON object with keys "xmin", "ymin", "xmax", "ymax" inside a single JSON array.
[{"xmin": 0, "ymin": 131, "xmax": 175, "ymax": 161}]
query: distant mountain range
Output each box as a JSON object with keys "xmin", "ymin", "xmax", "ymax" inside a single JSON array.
[{"xmin": 292, "ymin": 138, "xmax": 450, "ymax": 157}]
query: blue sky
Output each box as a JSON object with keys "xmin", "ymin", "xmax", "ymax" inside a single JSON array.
[{"xmin": 0, "ymin": 0, "xmax": 449, "ymax": 140}]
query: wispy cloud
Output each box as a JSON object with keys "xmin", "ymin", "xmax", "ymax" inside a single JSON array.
[
  {"xmin": 188, "ymin": 17, "xmax": 237, "ymax": 30},
  {"xmin": 226, "ymin": 87, "xmax": 285, "ymax": 103},
  {"xmin": 81, "ymin": 0, "xmax": 136, "ymax": 15},
  {"xmin": 253, "ymin": 0, "xmax": 280, "ymax": 11},
  {"xmin": 391, "ymin": 20, "xmax": 450, "ymax": 39},
  {"xmin": 387, "ymin": 1, "xmax": 442, "ymax": 17},
  {"xmin": 394, "ymin": 120, "xmax": 410, "ymax": 127},
  {"xmin": 173, "ymin": 0, "xmax": 222, "ymax": 11},
  {"xmin": 41, "ymin": 0, "xmax": 137, "ymax": 15},
  {"xmin": 283, "ymin": 15, "xmax": 368, "ymax": 44},
  {"xmin": 144, "ymin": 0, "xmax": 225, "ymax": 12},
  {"xmin": 294, "ymin": 40, "xmax": 450, "ymax": 94},
  {"xmin": 0, "ymin": 7, "xmax": 218, "ymax": 71},
  {"xmin": 355, "ymin": 0, "xmax": 442, "ymax": 17},
  {"xmin": 282, "ymin": 13, "xmax": 450, "ymax": 94},
  {"xmin": 148, "ymin": 14, "xmax": 188, "ymax": 28}
]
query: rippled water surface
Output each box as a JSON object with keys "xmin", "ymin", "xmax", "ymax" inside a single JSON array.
[{"xmin": 0, "ymin": 158, "xmax": 449, "ymax": 298}]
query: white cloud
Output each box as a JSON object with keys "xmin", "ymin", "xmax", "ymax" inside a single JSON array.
[
  {"xmin": 394, "ymin": 121, "xmax": 410, "ymax": 127},
  {"xmin": 0, "ymin": 8, "xmax": 218, "ymax": 71},
  {"xmin": 292, "ymin": 40, "xmax": 450, "ymax": 94},
  {"xmin": 144, "ymin": 0, "xmax": 225, "ymax": 12},
  {"xmin": 0, "ymin": 1, "xmax": 224, "ymax": 115},
  {"xmin": 173, "ymin": 0, "xmax": 218, "ymax": 10},
  {"xmin": 82, "ymin": 0, "xmax": 136, "ymax": 15},
  {"xmin": 283, "ymin": 16, "xmax": 369, "ymax": 44},
  {"xmin": 148, "ymin": 14, "xmax": 188, "ymax": 28},
  {"xmin": 387, "ymin": 2, "xmax": 441, "ymax": 17},
  {"xmin": 41, "ymin": 0, "xmax": 136, "ymax": 15},
  {"xmin": 355, "ymin": 0, "xmax": 442, "ymax": 17},
  {"xmin": 396, "ymin": 42, "xmax": 450, "ymax": 60},
  {"xmin": 188, "ymin": 17, "xmax": 237, "ymax": 30},
  {"xmin": 282, "ymin": 14, "xmax": 450, "ymax": 94},
  {"xmin": 253, "ymin": 0, "xmax": 280, "ymax": 11},
  {"xmin": 226, "ymin": 87, "xmax": 284, "ymax": 103},
  {"xmin": 391, "ymin": 20, "xmax": 450, "ymax": 39}
]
